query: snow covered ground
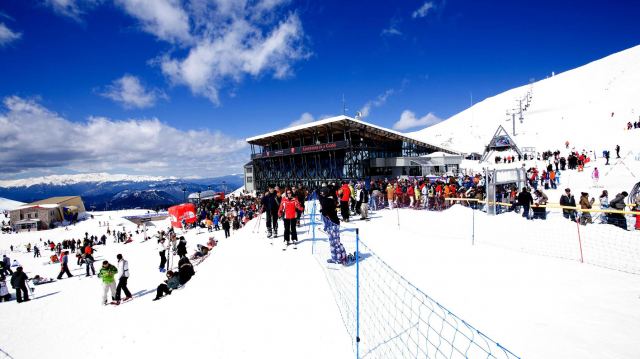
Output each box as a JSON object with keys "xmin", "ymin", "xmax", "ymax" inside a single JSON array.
[
  {"xmin": 1, "ymin": 152, "xmax": 639, "ymax": 359},
  {"xmin": 1, "ymin": 188, "xmax": 639, "ymax": 358},
  {"xmin": 0, "ymin": 211, "xmax": 351, "ymax": 359}
]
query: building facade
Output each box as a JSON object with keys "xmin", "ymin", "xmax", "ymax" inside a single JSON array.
[
  {"xmin": 245, "ymin": 116, "xmax": 460, "ymax": 192},
  {"xmin": 9, "ymin": 196, "xmax": 86, "ymax": 231}
]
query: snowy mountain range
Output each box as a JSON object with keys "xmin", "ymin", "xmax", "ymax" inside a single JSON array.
[
  {"xmin": 0, "ymin": 173, "xmax": 244, "ymax": 210},
  {"xmin": 411, "ymin": 44, "xmax": 640, "ymax": 156}
]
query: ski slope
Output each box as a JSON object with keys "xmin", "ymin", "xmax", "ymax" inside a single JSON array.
[
  {"xmin": 0, "ymin": 211, "xmax": 351, "ymax": 359},
  {"xmin": 411, "ymin": 44, "xmax": 640, "ymax": 155}
]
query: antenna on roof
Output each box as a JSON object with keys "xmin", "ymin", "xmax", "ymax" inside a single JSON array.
[{"xmin": 342, "ymin": 94, "xmax": 348, "ymax": 115}]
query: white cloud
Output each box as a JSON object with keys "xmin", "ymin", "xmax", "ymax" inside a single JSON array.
[
  {"xmin": 114, "ymin": 0, "xmax": 192, "ymax": 44},
  {"xmin": 289, "ymin": 112, "xmax": 314, "ymax": 127},
  {"xmin": 359, "ymin": 89, "xmax": 395, "ymax": 118},
  {"xmin": 44, "ymin": 0, "xmax": 100, "ymax": 20},
  {"xmin": 161, "ymin": 12, "xmax": 307, "ymax": 105},
  {"xmin": 0, "ymin": 96, "xmax": 247, "ymax": 177},
  {"xmin": 0, "ymin": 22, "xmax": 21, "ymax": 46},
  {"xmin": 393, "ymin": 110, "xmax": 442, "ymax": 130},
  {"xmin": 381, "ymin": 16, "xmax": 402, "ymax": 37},
  {"xmin": 100, "ymin": 74, "xmax": 167, "ymax": 109},
  {"xmin": 381, "ymin": 27, "xmax": 402, "ymax": 36},
  {"xmin": 41, "ymin": 0, "xmax": 308, "ymax": 106},
  {"xmin": 412, "ymin": 1, "xmax": 435, "ymax": 19}
]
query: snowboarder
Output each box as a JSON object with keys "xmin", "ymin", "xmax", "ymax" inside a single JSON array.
[
  {"xmin": 56, "ymin": 251, "xmax": 73, "ymax": 279},
  {"xmin": 592, "ymin": 167, "xmax": 600, "ymax": 186},
  {"xmin": 615, "ymin": 145, "xmax": 621, "ymax": 158},
  {"xmin": 278, "ymin": 189, "xmax": 304, "ymax": 247},
  {"xmin": 115, "ymin": 254, "xmax": 132, "ymax": 304},
  {"xmin": 10, "ymin": 267, "xmax": 29, "ymax": 303},
  {"xmin": 98, "ymin": 260, "xmax": 118, "ymax": 305}
]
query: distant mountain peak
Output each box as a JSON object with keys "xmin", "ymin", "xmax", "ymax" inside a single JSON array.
[{"xmin": 0, "ymin": 173, "xmax": 176, "ymax": 188}]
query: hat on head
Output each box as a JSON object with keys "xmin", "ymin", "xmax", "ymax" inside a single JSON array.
[{"xmin": 565, "ymin": 188, "xmax": 571, "ymax": 192}]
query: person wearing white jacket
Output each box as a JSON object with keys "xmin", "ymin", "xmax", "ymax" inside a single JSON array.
[
  {"xmin": 115, "ymin": 254, "xmax": 132, "ymax": 303},
  {"xmin": 157, "ymin": 239, "xmax": 167, "ymax": 272}
]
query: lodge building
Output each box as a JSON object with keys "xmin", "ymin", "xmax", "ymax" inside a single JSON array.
[{"xmin": 244, "ymin": 115, "xmax": 462, "ymax": 192}]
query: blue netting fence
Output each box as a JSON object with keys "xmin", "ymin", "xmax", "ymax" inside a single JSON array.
[
  {"xmin": 442, "ymin": 199, "xmax": 640, "ymax": 275},
  {"xmin": 307, "ymin": 195, "xmax": 520, "ymax": 359}
]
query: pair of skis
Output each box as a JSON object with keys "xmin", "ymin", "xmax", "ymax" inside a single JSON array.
[{"xmin": 281, "ymin": 240, "xmax": 298, "ymax": 251}]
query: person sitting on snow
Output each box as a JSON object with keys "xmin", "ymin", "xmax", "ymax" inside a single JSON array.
[{"xmin": 153, "ymin": 270, "xmax": 180, "ymax": 301}]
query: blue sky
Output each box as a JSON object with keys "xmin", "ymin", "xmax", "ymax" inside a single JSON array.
[{"xmin": 1, "ymin": 0, "xmax": 639, "ymax": 179}]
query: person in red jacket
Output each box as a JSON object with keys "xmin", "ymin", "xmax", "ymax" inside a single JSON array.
[
  {"xmin": 338, "ymin": 182, "xmax": 351, "ymax": 222},
  {"xmin": 278, "ymin": 189, "xmax": 304, "ymax": 245}
]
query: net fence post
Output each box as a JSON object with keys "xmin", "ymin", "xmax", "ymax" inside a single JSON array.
[
  {"xmin": 575, "ymin": 211, "xmax": 584, "ymax": 263},
  {"xmin": 472, "ymin": 202, "xmax": 475, "ymax": 246},
  {"xmin": 311, "ymin": 191, "xmax": 317, "ymax": 255},
  {"xmin": 355, "ymin": 227, "xmax": 361, "ymax": 359}
]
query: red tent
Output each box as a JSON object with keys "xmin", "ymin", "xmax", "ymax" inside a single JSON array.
[{"xmin": 168, "ymin": 203, "xmax": 197, "ymax": 228}]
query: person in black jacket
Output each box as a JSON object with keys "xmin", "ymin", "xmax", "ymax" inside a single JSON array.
[
  {"xmin": 261, "ymin": 186, "xmax": 280, "ymax": 238},
  {"xmin": 176, "ymin": 236, "xmax": 187, "ymax": 258},
  {"xmin": 178, "ymin": 256, "xmax": 195, "ymax": 285},
  {"xmin": 319, "ymin": 184, "xmax": 340, "ymax": 227},
  {"xmin": 608, "ymin": 191, "xmax": 628, "ymax": 229},
  {"xmin": 517, "ymin": 187, "xmax": 533, "ymax": 219},
  {"xmin": 10, "ymin": 267, "xmax": 30, "ymax": 303},
  {"xmin": 559, "ymin": 188, "xmax": 577, "ymax": 221}
]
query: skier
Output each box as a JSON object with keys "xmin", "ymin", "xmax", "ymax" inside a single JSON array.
[
  {"xmin": 153, "ymin": 270, "xmax": 180, "ymax": 301},
  {"xmin": 261, "ymin": 185, "xmax": 280, "ymax": 238},
  {"xmin": 615, "ymin": 144, "xmax": 620, "ymax": 158},
  {"xmin": 33, "ymin": 245, "xmax": 40, "ymax": 258},
  {"xmin": 560, "ymin": 188, "xmax": 577, "ymax": 222},
  {"xmin": 278, "ymin": 189, "xmax": 304, "ymax": 247},
  {"xmin": 592, "ymin": 167, "xmax": 599, "ymax": 186},
  {"xmin": 10, "ymin": 267, "xmax": 29, "ymax": 303},
  {"xmin": 98, "ymin": 260, "xmax": 118, "ymax": 305},
  {"xmin": 83, "ymin": 250, "xmax": 96, "ymax": 277},
  {"xmin": 604, "ymin": 150, "xmax": 610, "ymax": 165},
  {"xmin": 114, "ymin": 254, "xmax": 132, "ymax": 304},
  {"xmin": 339, "ymin": 182, "xmax": 351, "ymax": 222},
  {"xmin": 157, "ymin": 238, "xmax": 168, "ymax": 273},
  {"xmin": 56, "ymin": 251, "xmax": 73, "ymax": 279}
]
